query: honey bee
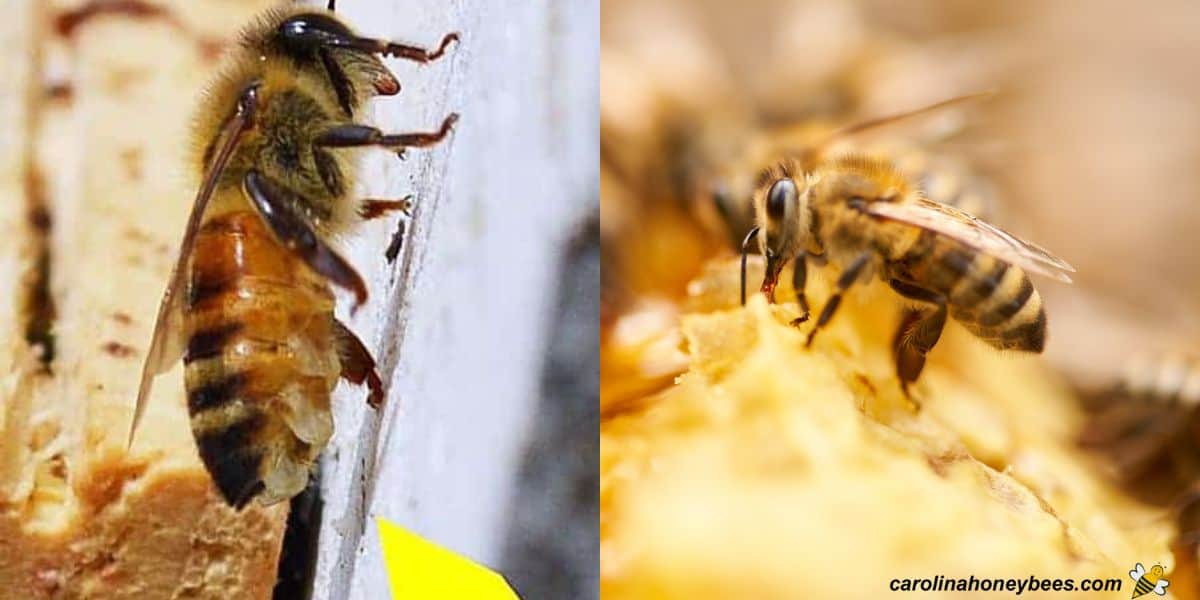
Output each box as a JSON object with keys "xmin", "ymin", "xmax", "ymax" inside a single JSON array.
[
  {"xmin": 1130, "ymin": 563, "xmax": 1170, "ymax": 598},
  {"xmin": 1079, "ymin": 354, "xmax": 1200, "ymax": 565},
  {"xmin": 1080, "ymin": 354, "xmax": 1200, "ymax": 491},
  {"xmin": 741, "ymin": 147, "xmax": 1074, "ymax": 395},
  {"xmin": 127, "ymin": 4, "xmax": 459, "ymax": 508},
  {"xmin": 702, "ymin": 93, "xmax": 999, "ymax": 252}
]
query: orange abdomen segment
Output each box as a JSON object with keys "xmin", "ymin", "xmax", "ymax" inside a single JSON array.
[{"xmin": 183, "ymin": 210, "xmax": 341, "ymax": 508}]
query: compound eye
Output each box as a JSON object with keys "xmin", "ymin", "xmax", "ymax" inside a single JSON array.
[
  {"xmin": 766, "ymin": 178, "xmax": 797, "ymax": 221},
  {"xmin": 278, "ymin": 14, "xmax": 353, "ymax": 54}
]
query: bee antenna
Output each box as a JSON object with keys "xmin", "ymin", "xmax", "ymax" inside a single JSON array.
[
  {"xmin": 815, "ymin": 91, "xmax": 997, "ymax": 154},
  {"xmin": 740, "ymin": 227, "xmax": 760, "ymax": 306}
]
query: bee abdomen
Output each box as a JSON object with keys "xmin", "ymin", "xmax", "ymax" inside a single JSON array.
[
  {"xmin": 1133, "ymin": 577, "xmax": 1155, "ymax": 598},
  {"xmin": 192, "ymin": 404, "xmax": 268, "ymax": 508},
  {"xmin": 183, "ymin": 211, "xmax": 340, "ymax": 508},
  {"xmin": 947, "ymin": 253, "xmax": 1045, "ymax": 352},
  {"xmin": 187, "ymin": 369, "xmax": 248, "ymax": 413},
  {"xmin": 186, "ymin": 360, "xmax": 332, "ymax": 507},
  {"xmin": 184, "ymin": 322, "xmax": 243, "ymax": 366}
]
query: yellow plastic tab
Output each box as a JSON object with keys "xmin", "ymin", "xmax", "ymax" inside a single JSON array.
[{"xmin": 377, "ymin": 516, "xmax": 520, "ymax": 599}]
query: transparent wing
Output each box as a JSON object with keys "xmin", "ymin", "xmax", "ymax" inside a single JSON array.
[
  {"xmin": 129, "ymin": 87, "xmax": 258, "ymax": 447},
  {"xmin": 865, "ymin": 197, "xmax": 1075, "ymax": 283},
  {"xmin": 1130, "ymin": 563, "xmax": 1145, "ymax": 580}
]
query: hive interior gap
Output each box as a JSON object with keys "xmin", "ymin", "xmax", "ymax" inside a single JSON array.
[
  {"xmin": 273, "ymin": 469, "xmax": 324, "ymax": 599},
  {"xmin": 22, "ymin": 169, "xmax": 55, "ymax": 372}
]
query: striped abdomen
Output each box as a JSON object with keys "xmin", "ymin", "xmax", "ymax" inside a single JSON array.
[
  {"xmin": 1133, "ymin": 576, "xmax": 1158, "ymax": 599},
  {"xmin": 894, "ymin": 232, "xmax": 1046, "ymax": 352},
  {"xmin": 184, "ymin": 210, "xmax": 341, "ymax": 508}
]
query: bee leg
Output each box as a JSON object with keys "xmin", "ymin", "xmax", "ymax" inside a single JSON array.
[
  {"xmin": 353, "ymin": 32, "xmax": 460, "ymax": 64},
  {"xmin": 789, "ymin": 253, "xmax": 810, "ymax": 326},
  {"xmin": 332, "ymin": 319, "xmax": 385, "ymax": 409},
  {"xmin": 327, "ymin": 0, "xmax": 336, "ymax": 10},
  {"xmin": 357, "ymin": 198, "xmax": 414, "ymax": 264},
  {"xmin": 359, "ymin": 196, "xmax": 413, "ymax": 220},
  {"xmin": 242, "ymin": 170, "xmax": 369, "ymax": 310},
  {"xmin": 316, "ymin": 114, "xmax": 459, "ymax": 159},
  {"xmin": 888, "ymin": 279, "xmax": 948, "ymax": 398},
  {"xmin": 279, "ymin": 13, "xmax": 458, "ymax": 64},
  {"xmin": 806, "ymin": 252, "xmax": 870, "ymax": 347},
  {"xmin": 892, "ymin": 309, "xmax": 926, "ymax": 399}
]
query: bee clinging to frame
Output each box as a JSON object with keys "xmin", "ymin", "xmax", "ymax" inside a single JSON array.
[
  {"xmin": 128, "ymin": 3, "xmax": 459, "ymax": 509},
  {"xmin": 740, "ymin": 149, "xmax": 1074, "ymax": 396}
]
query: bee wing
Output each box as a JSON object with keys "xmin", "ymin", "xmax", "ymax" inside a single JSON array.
[
  {"xmin": 865, "ymin": 197, "xmax": 1075, "ymax": 283},
  {"xmin": 1130, "ymin": 563, "xmax": 1146, "ymax": 580},
  {"xmin": 1155, "ymin": 579, "xmax": 1169, "ymax": 594},
  {"xmin": 129, "ymin": 91, "xmax": 257, "ymax": 447}
]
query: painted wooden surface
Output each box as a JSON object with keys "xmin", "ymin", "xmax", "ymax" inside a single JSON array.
[{"xmin": 309, "ymin": 0, "xmax": 597, "ymax": 597}]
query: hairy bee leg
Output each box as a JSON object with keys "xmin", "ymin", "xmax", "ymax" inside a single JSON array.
[
  {"xmin": 332, "ymin": 319, "xmax": 385, "ymax": 409},
  {"xmin": 892, "ymin": 309, "xmax": 925, "ymax": 397},
  {"xmin": 355, "ymin": 32, "xmax": 460, "ymax": 64},
  {"xmin": 789, "ymin": 253, "xmax": 810, "ymax": 326},
  {"xmin": 315, "ymin": 114, "xmax": 459, "ymax": 154},
  {"xmin": 806, "ymin": 252, "xmax": 871, "ymax": 347},
  {"xmin": 242, "ymin": 170, "xmax": 369, "ymax": 309},
  {"xmin": 888, "ymin": 279, "xmax": 948, "ymax": 397},
  {"xmin": 359, "ymin": 197, "xmax": 413, "ymax": 220}
]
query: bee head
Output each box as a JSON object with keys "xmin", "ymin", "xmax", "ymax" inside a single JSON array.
[
  {"xmin": 747, "ymin": 172, "xmax": 811, "ymax": 301},
  {"xmin": 275, "ymin": 13, "xmax": 354, "ymax": 56},
  {"xmin": 258, "ymin": 12, "xmax": 401, "ymax": 104}
]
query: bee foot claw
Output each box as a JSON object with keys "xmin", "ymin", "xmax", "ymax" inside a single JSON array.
[
  {"xmin": 789, "ymin": 314, "xmax": 810, "ymax": 327},
  {"xmin": 900, "ymin": 384, "xmax": 922, "ymax": 410}
]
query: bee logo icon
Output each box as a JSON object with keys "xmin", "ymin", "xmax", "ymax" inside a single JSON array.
[{"xmin": 1129, "ymin": 563, "xmax": 1169, "ymax": 598}]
